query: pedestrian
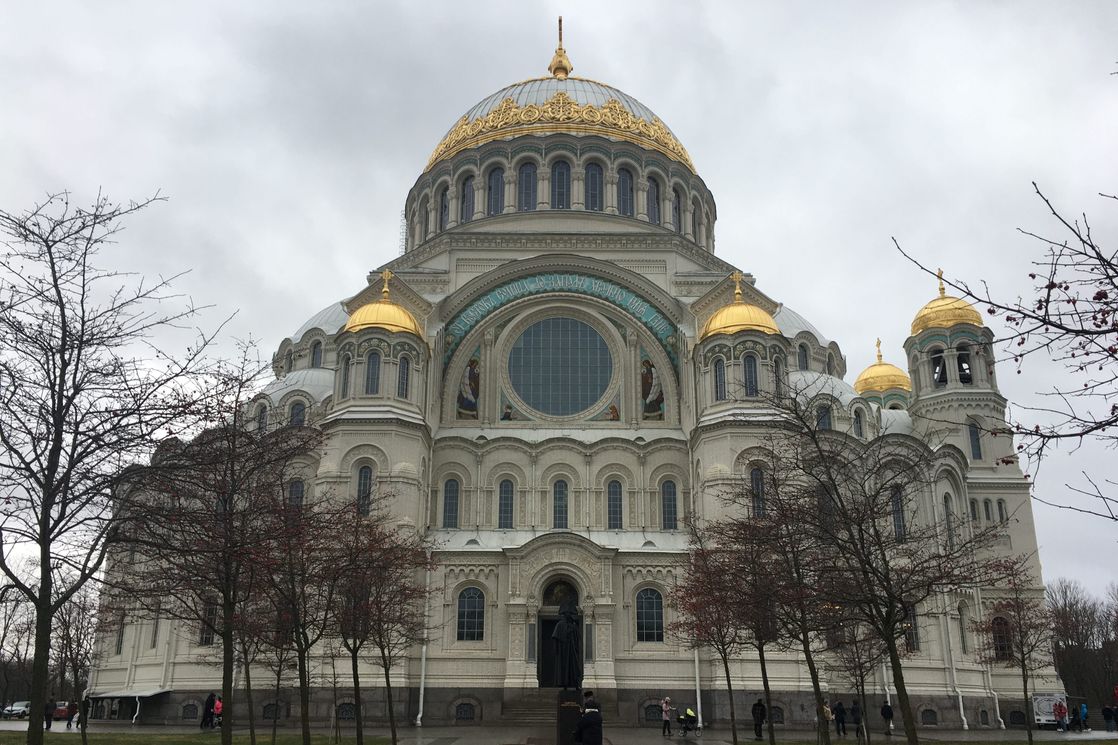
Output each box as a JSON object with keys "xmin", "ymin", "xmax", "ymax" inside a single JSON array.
[
  {"xmin": 1053, "ymin": 699, "xmax": 1068, "ymax": 732},
  {"xmin": 80, "ymin": 696, "xmax": 90, "ymax": 730},
  {"xmin": 1102, "ymin": 704, "xmax": 1114, "ymax": 732},
  {"xmin": 752, "ymin": 697, "xmax": 767, "ymax": 741},
  {"xmin": 1080, "ymin": 702, "xmax": 1089, "ymax": 732},
  {"xmin": 574, "ymin": 690, "xmax": 602, "ymax": 745},
  {"xmin": 44, "ymin": 698, "xmax": 55, "ymax": 730},
  {"xmin": 66, "ymin": 700, "xmax": 78, "ymax": 729},
  {"xmin": 851, "ymin": 701, "xmax": 864, "ymax": 743},
  {"xmin": 834, "ymin": 700, "xmax": 847, "ymax": 737},
  {"xmin": 213, "ymin": 695, "xmax": 223, "ymax": 728},
  {"xmin": 201, "ymin": 692, "xmax": 215, "ymax": 729},
  {"xmin": 881, "ymin": 700, "xmax": 894, "ymax": 736},
  {"xmin": 660, "ymin": 696, "xmax": 675, "ymax": 737}
]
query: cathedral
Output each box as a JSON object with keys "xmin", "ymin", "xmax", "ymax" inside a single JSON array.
[{"xmin": 90, "ymin": 26, "xmax": 1055, "ymax": 730}]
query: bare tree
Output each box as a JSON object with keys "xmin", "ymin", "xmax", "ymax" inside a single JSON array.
[
  {"xmin": 1045, "ymin": 577, "xmax": 1117, "ymax": 711},
  {"xmin": 0, "ymin": 192, "xmax": 218, "ymax": 745},
  {"xmin": 53, "ymin": 580, "xmax": 97, "ymax": 739},
  {"xmin": 827, "ymin": 617, "xmax": 888, "ymax": 745}
]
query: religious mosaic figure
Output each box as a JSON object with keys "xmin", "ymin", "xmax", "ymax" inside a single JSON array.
[
  {"xmin": 457, "ymin": 357, "xmax": 480, "ymax": 418},
  {"xmin": 551, "ymin": 600, "xmax": 582, "ymax": 689},
  {"xmin": 641, "ymin": 358, "xmax": 664, "ymax": 420}
]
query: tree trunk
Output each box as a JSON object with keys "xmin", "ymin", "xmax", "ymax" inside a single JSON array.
[
  {"xmin": 243, "ymin": 648, "xmax": 257, "ymax": 745},
  {"xmin": 296, "ymin": 644, "xmax": 312, "ymax": 745},
  {"xmin": 800, "ymin": 628, "xmax": 832, "ymax": 745},
  {"xmin": 858, "ymin": 676, "xmax": 871, "ymax": 745},
  {"xmin": 28, "ymin": 595, "xmax": 52, "ymax": 745},
  {"xmin": 270, "ymin": 664, "xmax": 282, "ymax": 745},
  {"xmin": 884, "ymin": 636, "xmax": 919, "ymax": 745},
  {"xmin": 758, "ymin": 644, "xmax": 776, "ymax": 745},
  {"xmin": 350, "ymin": 647, "xmax": 364, "ymax": 745},
  {"xmin": 221, "ymin": 617, "xmax": 235, "ymax": 745},
  {"xmin": 1021, "ymin": 661, "xmax": 1033, "ymax": 745},
  {"xmin": 720, "ymin": 651, "xmax": 740, "ymax": 745},
  {"xmin": 380, "ymin": 647, "xmax": 399, "ymax": 745}
]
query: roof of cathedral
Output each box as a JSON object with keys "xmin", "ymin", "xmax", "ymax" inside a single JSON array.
[
  {"xmin": 788, "ymin": 370, "xmax": 860, "ymax": 406},
  {"xmin": 854, "ymin": 339, "xmax": 912, "ymax": 394},
  {"xmin": 261, "ymin": 367, "xmax": 336, "ymax": 403},
  {"xmin": 773, "ymin": 304, "xmax": 831, "ymax": 346},
  {"xmin": 288, "ymin": 300, "xmax": 350, "ymax": 343},
  {"xmin": 879, "ymin": 408, "xmax": 914, "ymax": 436},
  {"xmin": 911, "ymin": 270, "xmax": 983, "ymax": 335}
]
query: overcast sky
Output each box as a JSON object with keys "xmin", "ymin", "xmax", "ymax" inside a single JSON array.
[{"xmin": 2, "ymin": 1, "xmax": 1115, "ymax": 591}]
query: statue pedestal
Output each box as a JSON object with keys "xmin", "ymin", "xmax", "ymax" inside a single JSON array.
[{"xmin": 556, "ymin": 690, "xmax": 582, "ymax": 745}]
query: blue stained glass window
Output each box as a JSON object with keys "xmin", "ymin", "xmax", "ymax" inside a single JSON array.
[
  {"xmin": 487, "ymin": 167, "xmax": 504, "ymax": 215},
  {"xmin": 551, "ymin": 161, "xmax": 571, "ymax": 209},
  {"xmin": 438, "ymin": 187, "xmax": 449, "ymax": 231},
  {"xmin": 289, "ymin": 401, "xmax": 305, "ymax": 427},
  {"xmin": 460, "ymin": 176, "xmax": 475, "ymax": 223},
  {"xmin": 647, "ymin": 178, "xmax": 661, "ymax": 224},
  {"xmin": 397, "ymin": 357, "xmax": 410, "ymax": 399},
  {"xmin": 744, "ymin": 355, "xmax": 758, "ymax": 396},
  {"xmin": 357, "ymin": 465, "xmax": 373, "ymax": 516},
  {"xmin": 498, "ymin": 479, "xmax": 514, "ymax": 529},
  {"xmin": 636, "ymin": 588, "xmax": 664, "ymax": 641},
  {"xmin": 508, "ymin": 318, "xmax": 612, "ymax": 416},
  {"xmin": 618, "ymin": 168, "xmax": 634, "ymax": 217},
  {"xmin": 661, "ymin": 480, "xmax": 677, "ymax": 530},
  {"xmin": 713, "ymin": 358, "xmax": 726, "ymax": 401},
  {"xmin": 365, "ymin": 351, "xmax": 380, "ymax": 395},
  {"xmin": 672, "ymin": 188, "xmax": 682, "ymax": 233},
  {"xmin": 518, "ymin": 163, "xmax": 537, "ymax": 211},
  {"xmin": 443, "ymin": 479, "xmax": 459, "ymax": 529},
  {"xmin": 457, "ymin": 587, "xmax": 484, "ymax": 641},
  {"xmin": 586, "ymin": 163, "xmax": 604, "ymax": 211},
  {"xmin": 750, "ymin": 467, "xmax": 765, "ymax": 517},
  {"xmin": 607, "ymin": 480, "xmax": 623, "ymax": 530},
  {"xmin": 553, "ymin": 480, "xmax": 568, "ymax": 529}
]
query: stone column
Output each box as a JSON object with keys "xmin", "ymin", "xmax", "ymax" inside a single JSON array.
[
  {"xmin": 472, "ymin": 178, "xmax": 486, "ymax": 221},
  {"xmin": 447, "ymin": 185, "xmax": 460, "ymax": 229},
  {"xmin": 538, "ymin": 168, "xmax": 550, "ymax": 210},
  {"xmin": 605, "ymin": 169, "xmax": 619, "ymax": 215},
  {"xmin": 683, "ymin": 199, "xmax": 694, "ymax": 240},
  {"xmin": 503, "ymin": 171, "xmax": 516, "ymax": 214},
  {"xmin": 636, "ymin": 177, "xmax": 649, "ymax": 222},
  {"xmin": 572, "ymin": 166, "xmax": 586, "ymax": 210}
]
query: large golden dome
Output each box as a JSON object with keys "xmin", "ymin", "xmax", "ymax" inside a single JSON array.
[
  {"xmin": 344, "ymin": 271, "xmax": 422, "ymax": 337},
  {"xmin": 854, "ymin": 339, "xmax": 912, "ymax": 395},
  {"xmin": 701, "ymin": 273, "xmax": 780, "ymax": 339},
  {"xmin": 911, "ymin": 270, "xmax": 983, "ymax": 335}
]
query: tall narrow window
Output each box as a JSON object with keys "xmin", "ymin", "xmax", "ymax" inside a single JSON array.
[
  {"xmin": 636, "ymin": 588, "xmax": 665, "ymax": 642},
  {"xmin": 339, "ymin": 355, "xmax": 351, "ymax": 398},
  {"xmin": 442, "ymin": 479, "xmax": 459, "ymax": 529},
  {"xmin": 968, "ymin": 421, "xmax": 982, "ymax": 460},
  {"xmin": 903, "ymin": 605, "xmax": 920, "ymax": 652},
  {"xmin": 997, "ymin": 499, "xmax": 1008, "ymax": 523},
  {"xmin": 661, "ymin": 480, "xmax": 678, "ymax": 530},
  {"xmin": 672, "ymin": 188, "xmax": 682, "ymax": 233},
  {"xmin": 551, "ymin": 161, "xmax": 571, "ymax": 209},
  {"xmin": 817, "ymin": 406, "xmax": 832, "ymax": 430},
  {"xmin": 150, "ymin": 606, "xmax": 160, "ymax": 649},
  {"xmin": 892, "ymin": 486, "xmax": 906, "ymax": 541},
  {"xmin": 357, "ymin": 465, "xmax": 373, "ymax": 516},
  {"xmin": 931, "ymin": 349, "xmax": 948, "ymax": 386},
  {"xmin": 991, "ymin": 616, "xmax": 1011, "ymax": 661},
  {"xmin": 419, "ymin": 197, "xmax": 430, "ymax": 240},
  {"xmin": 289, "ymin": 401, "xmax": 305, "ymax": 427},
  {"xmin": 744, "ymin": 355, "xmax": 759, "ymax": 397},
  {"xmin": 310, "ymin": 341, "xmax": 323, "ymax": 368},
  {"xmin": 750, "ymin": 467, "xmax": 765, "ymax": 517},
  {"xmin": 287, "ymin": 479, "xmax": 304, "ymax": 509},
  {"xmin": 798, "ymin": 344, "xmax": 810, "ymax": 371},
  {"xmin": 827, "ymin": 354, "xmax": 836, "ymax": 376},
  {"xmin": 256, "ymin": 404, "xmax": 268, "ymax": 432},
  {"xmin": 365, "ymin": 351, "xmax": 381, "ymax": 395},
  {"xmin": 647, "ymin": 177, "xmax": 661, "ymax": 224},
  {"xmin": 957, "ymin": 346, "xmax": 973, "ymax": 384},
  {"xmin": 853, "ymin": 410, "xmax": 865, "ymax": 438},
  {"xmin": 617, "ymin": 168, "xmax": 634, "ymax": 217},
  {"xmin": 457, "ymin": 587, "xmax": 485, "ymax": 641},
  {"xmin": 774, "ymin": 358, "xmax": 784, "ymax": 398},
  {"xmin": 397, "ymin": 357, "xmax": 410, "ymax": 399},
  {"xmin": 607, "ymin": 480, "xmax": 623, "ymax": 530},
  {"xmin": 517, "ymin": 163, "xmax": 537, "ymax": 211},
  {"xmin": 969, "ymin": 498, "xmax": 979, "ymax": 521},
  {"xmin": 284, "ymin": 350, "xmax": 293, "ymax": 373},
  {"xmin": 943, "ymin": 494, "xmax": 956, "ymax": 550},
  {"xmin": 585, "ymin": 163, "xmax": 604, "ymax": 211},
  {"xmin": 115, "ymin": 617, "xmax": 126, "ymax": 655},
  {"xmin": 553, "ymin": 480, "xmax": 568, "ymax": 529},
  {"xmin": 958, "ymin": 604, "xmax": 970, "ymax": 654},
  {"xmin": 713, "ymin": 358, "xmax": 727, "ymax": 401},
  {"xmin": 691, "ymin": 201, "xmax": 699, "ymax": 239},
  {"xmin": 984, "ymin": 499, "xmax": 994, "ymax": 523},
  {"xmin": 438, "ymin": 186, "xmax": 449, "ymax": 231},
  {"xmin": 459, "ymin": 175, "xmax": 475, "ymax": 223},
  {"xmin": 498, "ymin": 479, "xmax": 514, "ymax": 529},
  {"xmin": 486, "ymin": 167, "xmax": 504, "ymax": 215},
  {"xmin": 200, "ymin": 603, "xmax": 217, "ymax": 646}
]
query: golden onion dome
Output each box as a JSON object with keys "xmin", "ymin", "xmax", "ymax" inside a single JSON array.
[
  {"xmin": 344, "ymin": 270, "xmax": 422, "ymax": 337},
  {"xmin": 854, "ymin": 339, "xmax": 912, "ymax": 395},
  {"xmin": 911, "ymin": 270, "xmax": 983, "ymax": 336},
  {"xmin": 701, "ymin": 272, "xmax": 780, "ymax": 340}
]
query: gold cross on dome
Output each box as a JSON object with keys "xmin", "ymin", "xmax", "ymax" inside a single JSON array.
[
  {"xmin": 936, "ymin": 268, "xmax": 945, "ymax": 297},
  {"xmin": 380, "ymin": 269, "xmax": 393, "ymax": 299},
  {"xmin": 875, "ymin": 337, "xmax": 883, "ymax": 363},
  {"xmin": 730, "ymin": 271, "xmax": 743, "ymax": 301}
]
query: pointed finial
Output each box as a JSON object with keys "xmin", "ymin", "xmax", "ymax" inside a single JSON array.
[
  {"xmin": 730, "ymin": 271, "xmax": 743, "ymax": 302},
  {"xmin": 548, "ymin": 16, "xmax": 573, "ymax": 79},
  {"xmin": 875, "ymin": 338, "xmax": 883, "ymax": 364},
  {"xmin": 936, "ymin": 268, "xmax": 945, "ymax": 298},
  {"xmin": 380, "ymin": 269, "xmax": 393, "ymax": 300}
]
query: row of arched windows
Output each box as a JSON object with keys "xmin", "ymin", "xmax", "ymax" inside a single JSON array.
[
  {"xmin": 255, "ymin": 399, "xmax": 308, "ymax": 431},
  {"xmin": 440, "ymin": 478, "xmax": 680, "ymax": 530},
  {"xmin": 927, "ymin": 344, "xmax": 978, "ymax": 388},
  {"xmin": 969, "ymin": 497, "xmax": 1009, "ymax": 524},
  {"xmin": 336, "ymin": 352, "xmax": 411, "ymax": 400},
  {"xmin": 712, "ymin": 355, "xmax": 774, "ymax": 402}
]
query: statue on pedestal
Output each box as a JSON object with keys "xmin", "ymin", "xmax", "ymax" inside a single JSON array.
[{"xmin": 551, "ymin": 600, "xmax": 582, "ymax": 690}]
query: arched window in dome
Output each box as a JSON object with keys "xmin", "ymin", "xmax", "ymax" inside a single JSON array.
[
  {"xmin": 827, "ymin": 354, "xmax": 836, "ymax": 376},
  {"xmin": 287, "ymin": 479, "xmax": 304, "ymax": 509},
  {"xmin": 661, "ymin": 480, "xmax": 678, "ymax": 530},
  {"xmin": 743, "ymin": 355, "xmax": 759, "ymax": 397},
  {"xmin": 968, "ymin": 421, "xmax": 982, "ymax": 460},
  {"xmin": 551, "ymin": 161, "xmax": 571, "ymax": 209},
  {"xmin": 617, "ymin": 168, "xmax": 634, "ymax": 217},
  {"xmin": 459, "ymin": 175, "xmax": 475, "ymax": 223},
  {"xmin": 442, "ymin": 478, "xmax": 459, "ymax": 529},
  {"xmin": 672, "ymin": 188, "xmax": 682, "ymax": 233},
  {"xmin": 284, "ymin": 350, "xmax": 293, "ymax": 374},
  {"xmin": 853, "ymin": 409, "xmax": 864, "ymax": 439},
  {"xmin": 647, "ymin": 177, "xmax": 661, "ymax": 225},
  {"xmin": 713, "ymin": 358, "xmax": 727, "ymax": 401},
  {"xmin": 750, "ymin": 467, "xmax": 765, "ymax": 517},
  {"xmin": 817, "ymin": 405, "xmax": 832, "ymax": 430},
  {"xmin": 356, "ymin": 465, "xmax": 373, "ymax": 516},
  {"xmin": 310, "ymin": 341, "xmax": 323, "ymax": 368},
  {"xmin": 957, "ymin": 344, "xmax": 973, "ymax": 384},
  {"xmin": 438, "ymin": 186, "xmax": 450, "ymax": 231},
  {"xmin": 339, "ymin": 355, "xmax": 351, "ymax": 399},
  {"xmin": 289, "ymin": 401, "xmax": 305, "ymax": 428},
  {"xmin": 418, "ymin": 196, "xmax": 430, "ymax": 240},
  {"xmin": 365, "ymin": 351, "xmax": 381, "ymax": 395},
  {"xmin": 691, "ymin": 199, "xmax": 700, "ymax": 240},
  {"xmin": 607, "ymin": 479, "xmax": 623, "ymax": 530},
  {"xmin": 256, "ymin": 404, "xmax": 268, "ymax": 432},
  {"xmin": 517, "ymin": 163, "xmax": 537, "ymax": 211},
  {"xmin": 892, "ymin": 486, "xmax": 906, "ymax": 541},
  {"xmin": 585, "ymin": 163, "xmax": 604, "ymax": 212},
  {"xmin": 553, "ymin": 480, "xmax": 568, "ymax": 529},
  {"xmin": 397, "ymin": 357, "xmax": 411, "ymax": 399},
  {"xmin": 930, "ymin": 348, "xmax": 948, "ymax": 387},
  {"xmin": 486, "ymin": 167, "xmax": 504, "ymax": 216},
  {"xmin": 498, "ymin": 479, "xmax": 514, "ymax": 529},
  {"xmin": 797, "ymin": 344, "xmax": 810, "ymax": 371},
  {"xmin": 774, "ymin": 357, "xmax": 785, "ymax": 398}
]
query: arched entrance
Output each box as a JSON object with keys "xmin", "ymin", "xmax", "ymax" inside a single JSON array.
[{"xmin": 537, "ymin": 578, "xmax": 581, "ymax": 688}]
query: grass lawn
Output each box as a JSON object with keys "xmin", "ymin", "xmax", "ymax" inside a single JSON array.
[{"xmin": 0, "ymin": 735, "xmax": 390, "ymax": 745}]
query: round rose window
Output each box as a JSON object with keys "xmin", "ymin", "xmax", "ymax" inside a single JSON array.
[{"xmin": 508, "ymin": 317, "xmax": 612, "ymax": 416}]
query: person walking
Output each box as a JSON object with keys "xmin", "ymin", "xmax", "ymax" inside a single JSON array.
[
  {"xmin": 1080, "ymin": 702, "xmax": 1089, "ymax": 731},
  {"xmin": 851, "ymin": 701, "xmax": 864, "ymax": 744},
  {"xmin": 834, "ymin": 700, "xmax": 847, "ymax": 737},
  {"xmin": 1053, "ymin": 699, "xmax": 1068, "ymax": 732},
  {"xmin": 43, "ymin": 699, "xmax": 55, "ymax": 730},
  {"xmin": 880, "ymin": 701, "xmax": 894, "ymax": 736},
  {"xmin": 752, "ymin": 697, "xmax": 767, "ymax": 741},
  {"xmin": 1101, "ymin": 704, "xmax": 1113, "ymax": 732},
  {"xmin": 661, "ymin": 696, "xmax": 675, "ymax": 737},
  {"xmin": 574, "ymin": 690, "xmax": 603, "ymax": 745},
  {"xmin": 213, "ymin": 695, "xmax": 223, "ymax": 728},
  {"xmin": 200, "ymin": 692, "xmax": 215, "ymax": 730},
  {"xmin": 66, "ymin": 700, "xmax": 78, "ymax": 729}
]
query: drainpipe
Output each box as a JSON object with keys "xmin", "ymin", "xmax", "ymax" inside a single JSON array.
[
  {"xmin": 975, "ymin": 586, "xmax": 1005, "ymax": 729},
  {"xmin": 414, "ymin": 548, "xmax": 433, "ymax": 726},
  {"xmin": 132, "ymin": 696, "xmax": 141, "ymax": 725},
  {"xmin": 941, "ymin": 598, "xmax": 968, "ymax": 729},
  {"xmin": 693, "ymin": 647, "xmax": 703, "ymax": 727},
  {"xmin": 882, "ymin": 662, "xmax": 894, "ymax": 734}
]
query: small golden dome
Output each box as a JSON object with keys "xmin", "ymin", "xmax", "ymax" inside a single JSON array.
[
  {"xmin": 854, "ymin": 339, "xmax": 912, "ymax": 395},
  {"xmin": 344, "ymin": 270, "xmax": 422, "ymax": 337},
  {"xmin": 700, "ymin": 272, "xmax": 780, "ymax": 340},
  {"xmin": 911, "ymin": 269, "xmax": 983, "ymax": 335}
]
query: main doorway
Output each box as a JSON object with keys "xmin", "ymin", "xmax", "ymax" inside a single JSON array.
[{"xmin": 537, "ymin": 579, "xmax": 580, "ymax": 687}]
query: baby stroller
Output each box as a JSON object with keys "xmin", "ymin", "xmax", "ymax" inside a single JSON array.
[{"xmin": 676, "ymin": 706, "xmax": 702, "ymax": 737}]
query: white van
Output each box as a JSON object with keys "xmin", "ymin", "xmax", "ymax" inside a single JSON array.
[{"xmin": 1032, "ymin": 693, "xmax": 1068, "ymax": 727}]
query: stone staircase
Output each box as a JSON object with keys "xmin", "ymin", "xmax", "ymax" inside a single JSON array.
[{"xmin": 502, "ymin": 689, "xmax": 560, "ymax": 724}]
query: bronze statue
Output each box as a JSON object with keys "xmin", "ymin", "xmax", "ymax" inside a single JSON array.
[{"xmin": 551, "ymin": 600, "xmax": 582, "ymax": 689}]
